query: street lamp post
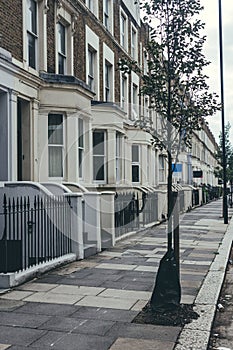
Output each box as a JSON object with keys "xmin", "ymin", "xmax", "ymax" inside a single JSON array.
[{"xmin": 218, "ymin": 0, "xmax": 228, "ymax": 224}]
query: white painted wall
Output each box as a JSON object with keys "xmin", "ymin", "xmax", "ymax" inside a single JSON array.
[{"xmin": 122, "ymin": 0, "xmax": 141, "ymax": 26}]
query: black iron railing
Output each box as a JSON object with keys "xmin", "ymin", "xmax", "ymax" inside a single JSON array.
[
  {"xmin": 114, "ymin": 191, "xmax": 159, "ymax": 237},
  {"xmin": 0, "ymin": 194, "xmax": 72, "ymax": 273},
  {"xmin": 141, "ymin": 192, "xmax": 158, "ymax": 225},
  {"xmin": 114, "ymin": 192, "xmax": 139, "ymax": 238}
]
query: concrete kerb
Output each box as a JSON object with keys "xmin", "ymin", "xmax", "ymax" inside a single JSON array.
[{"xmin": 174, "ymin": 217, "xmax": 233, "ymax": 350}]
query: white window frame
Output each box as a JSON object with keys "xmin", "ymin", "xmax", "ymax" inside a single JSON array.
[
  {"xmin": 147, "ymin": 146, "xmax": 150, "ymax": 183},
  {"xmin": 57, "ymin": 22, "xmax": 67, "ymax": 74},
  {"xmin": 88, "ymin": 46, "xmax": 95, "ymax": 91},
  {"xmin": 55, "ymin": 3, "xmax": 74, "ymax": 76},
  {"xmin": 85, "ymin": 0, "xmax": 99, "ymax": 18},
  {"xmin": 78, "ymin": 118, "xmax": 84, "ymax": 179},
  {"xmin": 116, "ymin": 132, "xmax": 122, "ymax": 183},
  {"xmin": 132, "ymin": 144, "xmax": 140, "ymax": 183},
  {"xmin": 86, "ymin": 26, "xmax": 99, "ymax": 99},
  {"xmin": 103, "ymin": 43, "xmax": 114, "ymax": 103},
  {"xmin": 121, "ymin": 74, "xmax": 128, "ymax": 111},
  {"xmin": 132, "ymin": 83, "xmax": 138, "ymax": 120},
  {"xmin": 48, "ymin": 113, "xmax": 65, "ymax": 179},
  {"xmin": 26, "ymin": 0, "xmax": 38, "ymax": 69},
  {"xmin": 104, "ymin": 0, "xmax": 109, "ymax": 29},
  {"xmin": 103, "ymin": 0, "xmax": 113, "ymax": 33},
  {"xmin": 144, "ymin": 96, "xmax": 149, "ymax": 118},
  {"xmin": 104, "ymin": 60, "xmax": 113, "ymax": 102},
  {"xmin": 159, "ymin": 155, "xmax": 165, "ymax": 183},
  {"xmin": 131, "ymin": 71, "xmax": 139, "ymax": 120},
  {"xmin": 131, "ymin": 24, "xmax": 137, "ymax": 60},
  {"xmin": 143, "ymin": 49, "xmax": 148, "ymax": 75},
  {"xmin": 93, "ymin": 130, "xmax": 106, "ymax": 183},
  {"xmin": 120, "ymin": 9, "xmax": 128, "ymax": 50},
  {"xmin": 87, "ymin": 0, "xmax": 93, "ymax": 11}
]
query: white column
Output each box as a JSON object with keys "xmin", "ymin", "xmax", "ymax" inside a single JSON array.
[
  {"xmin": 9, "ymin": 91, "xmax": 18, "ymax": 181},
  {"xmin": 65, "ymin": 193, "xmax": 84, "ymax": 260},
  {"xmin": 84, "ymin": 118, "xmax": 93, "ymax": 185},
  {"xmin": 83, "ymin": 192, "xmax": 101, "ymax": 252},
  {"xmin": 141, "ymin": 145, "xmax": 147, "ymax": 185},
  {"xmin": 38, "ymin": 1, "xmax": 48, "ymax": 72},
  {"xmin": 107, "ymin": 129, "xmax": 116, "ymax": 184},
  {"xmin": 100, "ymin": 191, "xmax": 115, "ymax": 247},
  {"xmin": 66, "ymin": 114, "xmax": 78, "ymax": 181},
  {"xmin": 32, "ymin": 99, "xmax": 39, "ymax": 181},
  {"xmin": 37, "ymin": 112, "xmax": 49, "ymax": 182},
  {"xmin": 125, "ymin": 138, "xmax": 131, "ymax": 184}
]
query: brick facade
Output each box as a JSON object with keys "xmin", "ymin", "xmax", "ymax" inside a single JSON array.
[
  {"xmin": 0, "ymin": 0, "xmax": 144, "ymax": 105},
  {"xmin": 47, "ymin": 0, "xmax": 56, "ymax": 73},
  {"xmin": 0, "ymin": 0, "xmax": 23, "ymax": 61}
]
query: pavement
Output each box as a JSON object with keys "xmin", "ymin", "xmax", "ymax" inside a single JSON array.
[{"xmin": 0, "ymin": 199, "xmax": 232, "ymax": 350}]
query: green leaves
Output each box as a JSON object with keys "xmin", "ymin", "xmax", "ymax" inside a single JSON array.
[
  {"xmin": 118, "ymin": 0, "xmax": 221, "ymax": 154},
  {"xmin": 216, "ymin": 122, "xmax": 233, "ymax": 183}
]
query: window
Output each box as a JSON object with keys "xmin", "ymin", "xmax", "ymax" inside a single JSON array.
[
  {"xmin": 120, "ymin": 13, "xmax": 127, "ymax": 49},
  {"xmin": 116, "ymin": 133, "xmax": 122, "ymax": 183},
  {"xmin": 121, "ymin": 75, "xmax": 127, "ymax": 110},
  {"xmin": 104, "ymin": 0, "xmax": 110, "ymax": 29},
  {"xmin": 144, "ymin": 50, "xmax": 148, "ymax": 75},
  {"xmin": 132, "ymin": 145, "xmax": 140, "ymax": 183},
  {"xmin": 131, "ymin": 26, "xmax": 137, "ymax": 59},
  {"xmin": 147, "ymin": 146, "xmax": 150, "ymax": 182},
  {"xmin": 103, "ymin": 0, "xmax": 113, "ymax": 33},
  {"xmin": 105, "ymin": 61, "xmax": 112, "ymax": 102},
  {"xmin": 86, "ymin": 26, "xmax": 99, "ymax": 98},
  {"xmin": 57, "ymin": 22, "xmax": 66, "ymax": 74},
  {"xmin": 78, "ymin": 119, "xmax": 84, "ymax": 179},
  {"xmin": 103, "ymin": 43, "xmax": 114, "ymax": 102},
  {"xmin": 87, "ymin": 0, "xmax": 93, "ymax": 11},
  {"xmin": 88, "ymin": 47, "xmax": 95, "ymax": 91},
  {"xmin": 85, "ymin": 0, "xmax": 98, "ymax": 17},
  {"xmin": 93, "ymin": 130, "xmax": 106, "ymax": 182},
  {"xmin": 159, "ymin": 155, "xmax": 165, "ymax": 182},
  {"xmin": 132, "ymin": 83, "xmax": 138, "ymax": 119},
  {"xmin": 144, "ymin": 97, "xmax": 149, "ymax": 118},
  {"xmin": 48, "ymin": 114, "xmax": 64, "ymax": 178},
  {"xmin": 27, "ymin": 0, "xmax": 38, "ymax": 69}
]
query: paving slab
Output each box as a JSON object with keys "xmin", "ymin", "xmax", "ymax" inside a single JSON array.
[
  {"xmin": 0, "ymin": 291, "xmax": 33, "ymax": 301},
  {"xmin": 31, "ymin": 331, "xmax": 114, "ymax": 350},
  {"xmin": 50, "ymin": 284, "xmax": 105, "ymax": 296},
  {"xmin": 0, "ymin": 325, "xmax": 45, "ymax": 347},
  {"xmin": 95, "ymin": 263, "xmax": 137, "ymax": 270},
  {"xmin": 15, "ymin": 302, "xmax": 80, "ymax": 317},
  {"xmin": 107, "ymin": 322, "xmax": 181, "ymax": 342},
  {"xmin": 23, "ymin": 291, "xmax": 84, "ymax": 305},
  {"xmin": 0, "ymin": 299, "xmax": 25, "ymax": 311},
  {"xmin": 17, "ymin": 283, "xmax": 57, "ymax": 292},
  {"xmin": 75, "ymin": 295, "xmax": 137, "ymax": 310},
  {"xmin": 71, "ymin": 306, "xmax": 138, "ymax": 322},
  {"xmin": 0, "ymin": 311, "xmax": 50, "ymax": 328},
  {"xmin": 38, "ymin": 316, "xmax": 115, "ymax": 335},
  {"xmin": 109, "ymin": 337, "xmax": 174, "ymax": 350},
  {"xmin": 98, "ymin": 288, "xmax": 151, "ymax": 300}
]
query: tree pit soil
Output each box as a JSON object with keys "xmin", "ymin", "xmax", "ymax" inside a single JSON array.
[{"xmin": 132, "ymin": 302, "xmax": 199, "ymax": 327}]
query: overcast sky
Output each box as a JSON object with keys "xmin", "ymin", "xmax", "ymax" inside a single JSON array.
[{"xmin": 201, "ymin": 0, "xmax": 233, "ymax": 143}]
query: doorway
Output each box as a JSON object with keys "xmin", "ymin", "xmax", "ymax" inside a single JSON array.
[{"xmin": 17, "ymin": 98, "xmax": 31, "ymax": 180}]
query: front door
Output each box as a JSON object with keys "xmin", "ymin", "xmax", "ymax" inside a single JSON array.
[{"xmin": 17, "ymin": 98, "xmax": 31, "ymax": 181}]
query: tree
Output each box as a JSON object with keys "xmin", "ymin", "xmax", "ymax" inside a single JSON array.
[
  {"xmin": 118, "ymin": 0, "xmax": 220, "ymax": 311},
  {"xmin": 215, "ymin": 122, "xmax": 233, "ymax": 184}
]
